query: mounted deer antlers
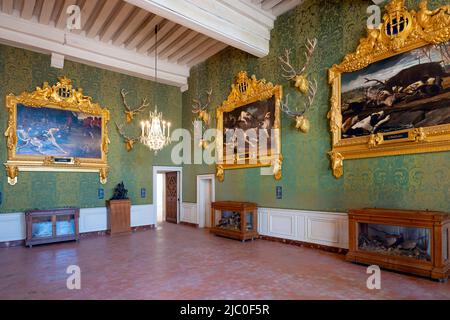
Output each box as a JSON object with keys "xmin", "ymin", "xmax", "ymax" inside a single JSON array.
[
  {"xmin": 279, "ymin": 38, "xmax": 318, "ymax": 133},
  {"xmin": 115, "ymin": 121, "xmax": 138, "ymax": 152},
  {"xmin": 281, "ymin": 80, "xmax": 318, "ymax": 133},
  {"xmin": 192, "ymin": 89, "xmax": 212, "ymax": 125},
  {"xmin": 279, "ymin": 38, "xmax": 317, "ymax": 94},
  {"xmin": 121, "ymin": 89, "xmax": 149, "ymax": 123}
]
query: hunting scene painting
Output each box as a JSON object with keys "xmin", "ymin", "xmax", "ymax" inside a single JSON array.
[
  {"xmin": 16, "ymin": 104, "xmax": 103, "ymax": 159},
  {"xmin": 223, "ymin": 96, "xmax": 275, "ymax": 160},
  {"xmin": 341, "ymin": 41, "xmax": 450, "ymax": 139}
]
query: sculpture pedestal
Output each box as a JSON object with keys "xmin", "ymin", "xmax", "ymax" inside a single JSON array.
[{"xmin": 106, "ymin": 199, "xmax": 131, "ymax": 236}]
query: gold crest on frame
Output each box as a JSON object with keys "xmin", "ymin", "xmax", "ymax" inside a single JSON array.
[
  {"xmin": 216, "ymin": 71, "xmax": 283, "ymax": 182},
  {"xmin": 328, "ymin": 0, "xmax": 450, "ymax": 178},
  {"xmin": 4, "ymin": 77, "xmax": 110, "ymax": 185}
]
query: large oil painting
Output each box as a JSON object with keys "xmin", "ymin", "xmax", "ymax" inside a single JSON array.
[
  {"xmin": 4, "ymin": 77, "xmax": 110, "ymax": 185},
  {"xmin": 216, "ymin": 71, "xmax": 282, "ymax": 182},
  {"xmin": 223, "ymin": 96, "xmax": 275, "ymax": 159},
  {"xmin": 16, "ymin": 104, "xmax": 103, "ymax": 159},
  {"xmin": 327, "ymin": 0, "xmax": 450, "ymax": 179},
  {"xmin": 341, "ymin": 42, "xmax": 450, "ymax": 139}
]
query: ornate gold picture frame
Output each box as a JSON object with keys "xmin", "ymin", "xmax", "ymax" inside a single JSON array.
[
  {"xmin": 328, "ymin": 0, "xmax": 450, "ymax": 178},
  {"xmin": 216, "ymin": 71, "xmax": 282, "ymax": 182},
  {"xmin": 4, "ymin": 77, "xmax": 110, "ymax": 185}
]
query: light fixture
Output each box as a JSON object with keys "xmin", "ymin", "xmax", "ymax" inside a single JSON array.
[{"xmin": 140, "ymin": 25, "xmax": 171, "ymax": 154}]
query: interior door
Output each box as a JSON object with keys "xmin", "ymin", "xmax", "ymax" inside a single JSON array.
[
  {"xmin": 165, "ymin": 172, "xmax": 178, "ymax": 223},
  {"xmin": 204, "ymin": 180, "xmax": 212, "ymax": 228}
]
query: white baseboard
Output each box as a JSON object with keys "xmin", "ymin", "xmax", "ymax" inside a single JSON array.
[
  {"xmin": 0, "ymin": 204, "xmax": 154, "ymax": 242},
  {"xmin": 181, "ymin": 202, "xmax": 198, "ymax": 225},
  {"xmin": 181, "ymin": 203, "xmax": 348, "ymax": 249},
  {"xmin": 258, "ymin": 207, "xmax": 348, "ymax": 249}
]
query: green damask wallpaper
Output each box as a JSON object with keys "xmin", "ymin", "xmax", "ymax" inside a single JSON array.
[
  {"xmin": 182, "ymin": 0, "xmax": 450, "ymax": 212},
  {"xmin": 0, "ymin": 44, "xmax": 182, "ymax": 213}
]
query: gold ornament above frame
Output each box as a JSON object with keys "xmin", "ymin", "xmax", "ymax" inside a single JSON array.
[
  {"xmin": 328, "ymin": 0, "xmax": 450, "ymax": 178},
  {"xmin": 216, "ymin": 71, "xmax": 283, "ymax": 182},
  {"xmin": 4, "ymin": 77, "xmax": 110, "ymax": 185}
]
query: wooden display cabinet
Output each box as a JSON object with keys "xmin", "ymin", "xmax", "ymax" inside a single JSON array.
[
  {"xmin": 210, "ymin": 201, "xmax": 258, "ymax": 241},
  {"xmin": 25, "ymin": 208, "xmax": 79, "ymax": 247},
  {"xmin": 347, "ymin": 208, "xmax": 450, "ymax": 281}
]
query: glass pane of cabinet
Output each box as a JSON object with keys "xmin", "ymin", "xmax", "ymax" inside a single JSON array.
[
  {"xmin": 216, "ymin": 210, "xmax": 241, "ymax": 231},
  {"xmin": 56, "ymin": 214, "xmax": 75, "ymax": 236},
  {"xmin": 245, "ymin": 212, "xmax": 253, "ymax": 231},
  {"xmin": 31, "ymin": 216, "xmax": 53, "ymax": 238},
  {"xmin": 358, "ymin": 223, "xmax": 431, "ymax": 261}
]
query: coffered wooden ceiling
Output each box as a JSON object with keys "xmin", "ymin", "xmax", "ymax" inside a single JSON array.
[{"xmin": 0, "ymin": 0, "xmax": 302, "ymax": 90}]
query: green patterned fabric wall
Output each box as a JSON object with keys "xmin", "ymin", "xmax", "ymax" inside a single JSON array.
[
  {"xmin": 182, "ymin": 0, "xmax": 450, "ymax": 212},
  {"xmin": 0, "ymin": 44, "xmax": 181, "ymax": 213}
]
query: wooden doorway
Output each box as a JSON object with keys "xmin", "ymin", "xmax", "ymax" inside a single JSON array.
[
  {"xmin": 197, "ymin": 174, "xmax": 215, "ymax": 228},
  {"xmin": 153, "ymin": 166, "xmax": 182, "ymax": 225},
  {"xmin": 165, "ymin": 172, "xmax": 178, "ymax": 223}
]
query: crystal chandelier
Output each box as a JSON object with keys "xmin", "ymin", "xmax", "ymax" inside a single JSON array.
[{"xmin": 140, "ymin": 25, "xmax": 171, "ymax": 153}]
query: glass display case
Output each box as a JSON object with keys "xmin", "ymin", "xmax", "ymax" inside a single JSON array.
[
  {"xmin": 358, "ymin": 223, "xmax": 431, "ymax": 261},
  {"xmin": 26, "ymin": 208, "xmax": 79, "ymax": 247},
  {"xmin": 346, "ymin": 208, "xmax": 450, "ymax": 281},
  {"xmin": 211, "ymin": 201, "xmax": 258, "ymax": 241}
]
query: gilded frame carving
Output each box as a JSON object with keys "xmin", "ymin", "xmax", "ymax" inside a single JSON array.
[
  {"xmin": 328, "ymin": 0, "xmax": 450, "ymax": 178},
  {"xmin": 216, "ymin": 71, "xmax": 283, "ymax": 182},
  {"xmin": 4, "ymin": 77, "xmax": 110, "ymax": 185}
]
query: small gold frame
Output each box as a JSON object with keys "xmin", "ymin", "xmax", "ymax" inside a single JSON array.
[
  {"xmin": 216, "ymin": 71, "xmax": 283, "ymax": 182},
  {"xmin": 4, "ymin": 77, "xmax": 110, "ymax": 185},
  {"xmin": 328, "ymin": 0, "xmax": 450, "ymax": 178}
]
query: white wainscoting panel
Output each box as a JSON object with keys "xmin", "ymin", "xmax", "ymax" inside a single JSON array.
[
  {"xmin": 130, "ymin": 204, "xmax": 155, "ymax": 227},
  {"xmin": 79, "ymin": 207, "xmax": 107, "ymax": 233},
  {"xmin": 0, "ymin": 212, "xmax": 25, "ymax": 242},
  {"xmin": 0, "ymin": 204, "xmax": 155, "ymax": 242},
  {"xmin": 258, "ymin": 208, "xmax": 348, "ymax": 249},
  {"xmin": 181, "ymin": 202, "xmax": 198, "ymax": 225}
]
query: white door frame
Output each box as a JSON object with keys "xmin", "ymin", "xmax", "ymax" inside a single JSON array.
[
  {"xmin": 196, "ymin": 174, "xmax": 215, "ymax": 228},
  {"xmin": 153, "ymin": 166, "xmax": 183, "ymax": 224}
]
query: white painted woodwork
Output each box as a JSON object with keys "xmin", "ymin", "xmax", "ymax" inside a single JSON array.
[
  {"xmin": 0, "ymin": 0, "xmax": 303, "ymax": 88},
  {"xmin": 181, "ymin": 202, "xmax": 197, "ymax": 225},
  {"xmin": 0, "ymin": 205, "xmax": 155, "ymax": 242},
  {"xmin": 112, "ymin": 8, "xmax": 149, "ymax": 46},
  {"xmin": 137, "ymin": 20, "xmax": 176, "ymax": 54},
  {"xmin": 100, "ymin": 2, "xmax": 135, "ymax": 43},
  {"xmin": 39, "ymin": 0, "xmax": 56, "ymax": 25},
  {"xmin": 258, "ymin": 207, "xmax": 349, "ymax": 249},
  {"xmin": 86, "ymin": 0, "xmax": 120, "ymax": 38},
  {"xmin": 1, "ymin": 0, "xmax": 14, "ymax": 14},
  {"xmin": 0, "ymin": 12, "xmax": 190, "ymax": 86},
  {"xmin": 168, "ymin": 34, "xmax": 209, "ymax": 62},
  {"xmin": 50, "ymin": 52, "xmax": 64, "ymax": 68},
  {"xmin": 177, "ymin": 38, "xmax": 217, "ymax": 64},
  {"xmin": 21, "ymin": 0, "xmax": 36, "ymax": 20},
  {"xmin": 55, "ymin": 0, "xmax": 77, "ymax": 30},
  {"xmin": 125, "ymin": 14, "xmax": 164, "ymax": 49},
  {"xmin": 125, "ymin": 0, "xmax": 272, "ymax": 57}
]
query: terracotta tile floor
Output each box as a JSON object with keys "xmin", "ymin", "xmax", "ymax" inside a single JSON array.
[{"xmin": 0, "ymin": 223, "xmax": 449, "ymax": 300}]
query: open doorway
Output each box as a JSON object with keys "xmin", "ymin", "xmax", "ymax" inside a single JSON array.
[
  {"xmin": 153, "ymin": 166, "xmax": 182, "ymax": 225},
  {"xmin": 197, "ymin": 174, "xmax": 215, "ymax": 228}
]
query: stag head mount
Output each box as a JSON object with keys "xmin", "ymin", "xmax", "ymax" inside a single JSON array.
[
  {"xmin": 192, "ymin": 89, "xmax": 212, "ymax": 126},
  {"xmin": 279, "ymin": 38, "xmax": 317, "ymax": 94},
  {"xmin": 121, "ymin": 89, "xmax": 149, "ymax": 123},
  {"xmin": 279, "ymin": 38, "xmax": 318, "ymax": 133},
  {"xmin": 115, "ymin": 121, "xmax": 138, "ymax": 152},
  {"xmin": 280, "ymin": 79, "xmax": 318, "ymax": 134}
]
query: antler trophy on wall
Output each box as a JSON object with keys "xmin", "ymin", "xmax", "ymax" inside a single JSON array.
[
  {"xmin": 121, "ymin": 89, "xmax": 149, "ymax": 123},
  {"xmin": 115, "ymin": 121, "xmax": 138, "ymax": 152},
  {"xmin": 279, "ymin": 38, "xmax": 318, "ymax": 133},
  {"xmin": 192, "ymin": 89, "xmax": 212, "ymax": 149}
]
